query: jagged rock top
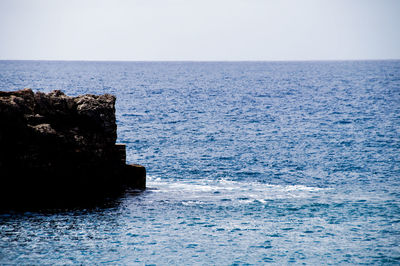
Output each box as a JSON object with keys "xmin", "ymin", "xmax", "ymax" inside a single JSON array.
[{"xmin": 0, "ymin": 88, "xmax": 117, "ymax": 147}]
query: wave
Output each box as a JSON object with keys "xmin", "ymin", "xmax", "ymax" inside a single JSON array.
[{"xmin": 144, "ymin": 176, "xmax": 330, "ymax": 205}]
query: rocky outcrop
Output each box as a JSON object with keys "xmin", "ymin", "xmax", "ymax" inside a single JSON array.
[{"xmin": 0, "ymin": 89, "xmax": 145, "ymax": 209}]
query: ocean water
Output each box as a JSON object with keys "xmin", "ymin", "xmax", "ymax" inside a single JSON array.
[{"xmin": 0, "ymin": 60, "xmax": 400, "ymax": 264}]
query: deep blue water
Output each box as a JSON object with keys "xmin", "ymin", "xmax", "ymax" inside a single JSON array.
[{"xmin": 1, "ymin": 60, "xmax": 400, "ymax": 264}]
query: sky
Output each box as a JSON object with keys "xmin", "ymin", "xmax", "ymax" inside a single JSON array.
[{"xmin": 0, "ymin": 0, "xmax": 399, "ymax": 61}]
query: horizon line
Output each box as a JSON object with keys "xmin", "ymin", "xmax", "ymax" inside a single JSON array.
[{"xmin": 0, "ymin": 58, "xmax": 399, "ymax": 63}]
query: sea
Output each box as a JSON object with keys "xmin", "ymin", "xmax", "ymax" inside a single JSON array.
[{"xmin": 0, "ymin": 60, "xmax": 399, "ymax": 265}]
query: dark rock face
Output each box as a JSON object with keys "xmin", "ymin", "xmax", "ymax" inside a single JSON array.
[{"xmin": 0, "ymin": 89, "xmax": 145, "ymax": 209}]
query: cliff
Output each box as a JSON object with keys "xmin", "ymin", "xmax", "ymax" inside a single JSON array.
[{"xmin": 0, "ymin": 89, "xmax": 145, "ymax": 209}]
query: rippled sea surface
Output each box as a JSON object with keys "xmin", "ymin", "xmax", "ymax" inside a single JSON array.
[{"xmin": 1, "ymin": 61, "xmax": 400, "ymax": 264}]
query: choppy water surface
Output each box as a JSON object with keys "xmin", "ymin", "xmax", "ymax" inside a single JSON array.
[{"xmin": 1, "ymin": 61, "xmax": 400, "ymax": 264}]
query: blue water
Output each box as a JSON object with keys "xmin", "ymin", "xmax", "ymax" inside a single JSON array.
[{"xmin": 1, "ymin": 60, "xmax": 400, "ymax": 264}]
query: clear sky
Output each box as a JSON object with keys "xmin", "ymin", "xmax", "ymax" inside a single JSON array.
[{"xmin": 0, "ymin": 0, "xmax": 399, "ymax": 61}]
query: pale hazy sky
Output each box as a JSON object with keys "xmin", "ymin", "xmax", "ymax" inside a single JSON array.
[{"xmin": 0, "ymin": 0, "xmax": 399, "ymax": 61}]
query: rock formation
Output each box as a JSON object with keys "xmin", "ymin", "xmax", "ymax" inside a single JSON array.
[{"xmin": 0, "ymin": 89, "xmax": 145, "ymax": 209}]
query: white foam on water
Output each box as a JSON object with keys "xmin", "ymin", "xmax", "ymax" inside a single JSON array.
[{"xmin": 145, "ymin": 175, "xmax": 330, "ymax": 204}]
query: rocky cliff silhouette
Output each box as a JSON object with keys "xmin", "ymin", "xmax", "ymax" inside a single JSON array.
[{"xmin": 0, "ymin": 89, "xmax": 145, "ymax": 209}]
